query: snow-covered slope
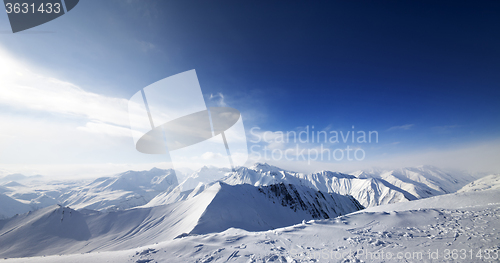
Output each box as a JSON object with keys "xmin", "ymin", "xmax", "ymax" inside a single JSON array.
[
  {"xmin": 457, "ymin": 174, "xmax": 500, "ymax": 193},
  {"xmin": 190, "ymin": 182, "xmax": 363, "ymax": 235},
  {"xmin": 0, "ymin": 184, "xmax": 218, "ymax": 258},
  {"xmin": 142, "ymin": 166, "xmax": 231, "ymax": 207},
  {"xmin": 0, "ymin": 168, "xmax": 181, "ymax": 220},
  {"xmin": 0, "ymin": 185, "xmax": 10, "ymax": 194},
  {"xmin": 144, "ymin": 181, "xmax": 209, "ymax": 207},
  {"xmin": 0, "ymin": 182, "xmax": 362, "ymax": 258},
  {"xmin": 295, "ymin": 171, "xmax": 416, "ymax": 207},
  {"xmin": 0, "ymin": 194, "xmax": 32, "ymax": 219},
  {"xmin": 222, "ymin": 163, "xmax": 304, "ymax": 186},
  {"xmin": 0, "ymin": 164, "xmax": 479, "ymax": 221},
  {"xmin": 60, "ymin": 168, "xmax": 178, "ymax": 211},
  {"xmin": 352, "ymin": 165, "xmax": 478, "ymax": 199},
  {"xmin": 361, "ymin": 187, "xmax": 500, "ymax": 213},
  {"xmin": 147, "ymin": 163, "xmax": 475, "ymax": 209},
  {"xmin": 79, "ymin": 167, "xmax": 178, "ymax": 193},
  {"xmin": 220, "ymin": 163, "xmax": 414, "ymax": 207},
  {"xmin": 0, "ymin": 174, "xmax": 43, "ymax": 182},
  {"xmin": 2, "ymin": 181, "xmax": 25, "ymax": 187},
  {"xmin": 5, "ymin": 188, "xmax": 499, "ymax": 263},
  {"xmin": 176, "ymin": 166, "xmax": 231, "ymax": 192}
]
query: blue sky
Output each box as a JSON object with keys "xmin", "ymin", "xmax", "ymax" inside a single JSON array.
[{"xmin": 0, "ymin": 1, "xmax": 499, "ymax": 177}]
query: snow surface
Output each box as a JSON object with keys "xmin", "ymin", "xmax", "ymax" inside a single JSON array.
[
  {"xmin": 0, "ymin": 174, "xmax": 42, "ymax": 183},
  {"xmin": 0, "ymin": 164, "xmax": 476, "ymax": 220},
  {"xmin": 220, "ymin": 164, "xmax": 416, "ymax": 207},
  {"xmin": 190, "ymin": 182, "xmax": 363, "ymax": 235},
  {"xmin": 0, "ymin": 164, "xmax": 494, "ymax": 262},
  {"xmin": 458, "ymin": 174, "xmax": 500, "ymax": 193},
  {"xmin": 0, "ymin": 182, "xmax": 362, "ymax": 258},
  {"xmin": 0, "ymin": 183, "xmax": 218, "ymax": 258},
  {"xmin": 176, "ymin": 166, "xmax": 231, "ymax": 192},
  {"xmin": 3, "ymin": 186, "xmax": 499, "ymax": 262},
  {"xmin": 351, "ymin": 165, "xmax": 478, "ymax": 199},
  {"xmin": 0, "ymin": 193, "xmax": 32, "ymax": 219},
  {"xmin": 57, "ymin": 168, "xmax": 178, "ymax": 211}
]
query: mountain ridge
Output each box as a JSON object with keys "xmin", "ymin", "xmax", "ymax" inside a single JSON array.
[{"xmin": 0, "ymin": 181, "xmax": 362, "ymax": 258}]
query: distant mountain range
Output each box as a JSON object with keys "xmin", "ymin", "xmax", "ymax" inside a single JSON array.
[
  {"xmin": 151, "ymin": 163, "xmax": 478, "ymax": 208},
  {"xmin": 0, "ymin": 163, "xmax": 480, "ymax": 219},
  {"xmin": 0, "ymin": 163, "xmax": 495, "ymax": 259},
  {"xmin": 0, "ymin": 173, "xmax": 43, "ymax": 182}
]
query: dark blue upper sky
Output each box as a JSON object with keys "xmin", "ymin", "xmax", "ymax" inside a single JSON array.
[{"xmin": 0, "ymin": 0, "xmax": 499, "ymax": 172}]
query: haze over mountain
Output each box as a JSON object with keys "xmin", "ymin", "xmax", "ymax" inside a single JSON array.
[{"xmin": 0, "ymin": 174, "xmax": 43, "ymax": 183}]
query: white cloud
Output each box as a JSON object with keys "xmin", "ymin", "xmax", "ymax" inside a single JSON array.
[
  {"xmin": 0, "ymin": 46, "xmax": 176, "ymax": 173},
  {"xmin": 76, "ymin": 121, "xmax": 136, "ymax": 138},
  {"xmin": 138, "ymin": 40, "xmax": 156, "ymax": 53},
  {"xmin": 209, "ymin": 92, "xmax": 227, "ymax": 107},
  {"xmin": 0, "ymin": 76, "xmax": 131, "ymax": 128},
  {"xmin": 387, "ymin": 124, "xmax": 414, "ymax": 131},
  {"xmin": 0, "ymin": 47, "xmax": 141, "ymax": 135},
  {"xmin": 201, "ymin": 152, "xmax": 225, "ymax": 160}
]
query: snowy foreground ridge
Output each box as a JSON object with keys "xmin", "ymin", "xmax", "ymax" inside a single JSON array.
[{"xmin": 0, "ymin": 164, "xmax": 498, "ymax": 262}]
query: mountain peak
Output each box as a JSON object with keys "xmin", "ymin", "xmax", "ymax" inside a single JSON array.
[
  {"xmin": 2, "ymin": 181, "xmax": 24, "ymax": 187},
  {"xmin": 149, "ymin": 167, "xmax": 165, "ymax": 172},
  {"xmin": 0, "ymin": 173, "xmax": 42, "ymax": 182},
  {"xmin": 198, "ymin": 165, "xmax": 221, "ymax": 172},
  {"xmin": 251, "ymin": 162, "xmax": 288, "ymax": 173}
]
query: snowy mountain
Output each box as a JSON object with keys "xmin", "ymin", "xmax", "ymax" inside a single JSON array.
[
  {"xmin": 0, "ymin": 164, "xmax": 495, "ymax": 261},
  {"xmin": 0, "ymin": 194, "xmax": 32, "ymax": 219},
  {"xmin": 351, "ymin": 165, "xmax": 478, "ymax": 198},
  {"xmin": 144, "ymin": 181, "xmax": 210, "ymax": 207},
  {"xmin": 0, "ymin": 168, "xmax": 180, "ymax": 219},
  {"xmin": 190, "ymin": 182, "xmax": 363, "ymax": 235},
  {"xmin": 0, "ymin": 184, "xmax": 218, "ymax": 258},
  {"xmin": 0, "ymin": 174, "xmax": 43, "ymax": 182},
  {"xmin": 2, "ymin": 181, "xmax": 25, "ymax": 187},
  {"xmin": 59, "ymin": 167, "xmax": 178, "ymax": 211},
  {"xmin": 3, "ymin": 185, "xmax": 498, "ymax": 262},
  {"xmin": 0, "ymin": 185, "xmax": 10, "ymax": 194},
  {"xmin": 0, "ymin": 182, "xmax": 61, "ymax": 218},
  {"xmin": 222, "ymin": 163, "xmax": 304, "ymax": 186},
  {"xmin": 219, "ymin": 163, "xmax": 414, "ymax": 207},
  {"xmin": 0, "ymin": 164, "xmax": 480, "ymax": 221},
  {"xmin": 176, "ymin": 166, "xmax": 231, "ymax": 192},
  {"xmin": 138, "ymin": 163, "xmax": 479, "ymax": 209},
  {"xmin": 89, "ymin": 167, "xmax": 178, "ymax": 192},
  {"xmin": 295, "ymin": 170, "xmax": 416, "ymax": 207},
  {"xmin": 0, "ymin": 182, "xmax": 362, "ymax": 258},
  {"xmin": 142, "ymin": 166, "xmax": 232, "ymax": 207},
  {"xmin": 457, "ymin": 174, "xmax": 500, "ymax": 193}
]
